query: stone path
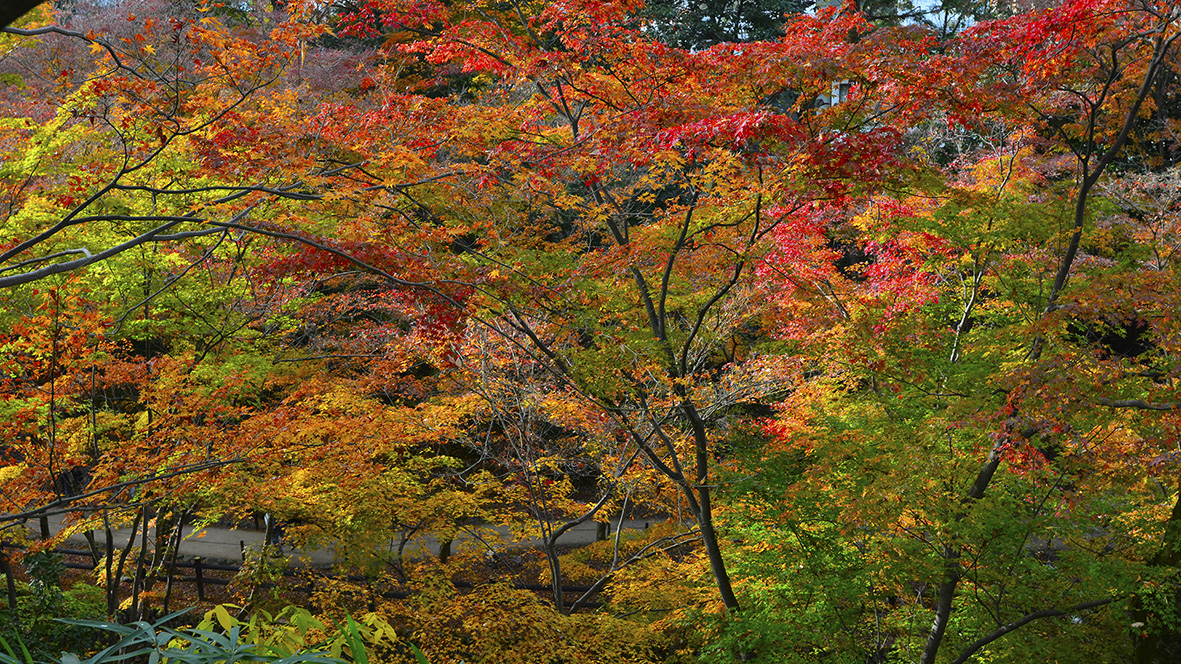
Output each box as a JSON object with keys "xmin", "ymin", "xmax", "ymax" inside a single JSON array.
[{"xmin": 40, "ymin": 513, "xmax": 656, "ymax": 566}]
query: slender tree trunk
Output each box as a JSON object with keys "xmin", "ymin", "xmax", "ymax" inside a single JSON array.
[
  {"xmin": 130, "ymin": 506, "xmax": 150, "ymax": 621},
  {"xmin": 161, "ymin": 510, "xmax": 186, "ymax": 615},
  {"xmin": 107, "ymin": 510, "xmax": 142, "ymax": 617},
  {"xmin": 683, "ymin": 399, "xmax": 740, "ymax": 610},
  {"xmin": 543, "ymin": 538, "xmax": 565, "ymax": 613},
  {"xmin": 393, "ymin": 528, "xmax": 413, "ymax": 580},
  {"xmin": 1, "ymin": 552, "xmax": 18, "ymax": 616},
  {"xmin": 153, "ymin": 509, "xmax": 171, "ymax": 568},
  {"xmin": 83, "ymin": 530, "xmax": 101, "ymax": 568},
  {"xmin": 919, "ymin": 453, "xmax": 1001, "ymax": 664},
  {"xmin": 695, "ymin": 495, "xmax": 740, "ymax": 610},
  {"xmin": 102, "ymin": 514, "xmax": 114, "ymax": 616}
]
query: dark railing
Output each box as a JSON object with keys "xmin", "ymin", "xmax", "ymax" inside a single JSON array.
[{"xmin": 0, "ymin": 542, "xmax": 603, "ymax": 607}]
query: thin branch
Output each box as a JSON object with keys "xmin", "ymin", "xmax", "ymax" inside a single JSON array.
[
  {"xmin": 0, "ymin": 221, "xmax": 186, "ymax": 288},
  {"xmin": 1097, "ymin": 398, "xmax": 1178, "ymax": 411},
  {"xmin": 947, "ymin": 598, "xmax": 1117, "ymax": 664},
  {"xmin": 0, "ymin": 248, "xmax": 92, "ymax": 275},
  {"xmin": 2, "ymin": 25, "xmax": 138, "ymax": 78},
  {"xmin": 0, "ymin": 459, "xmax": 243, "ymax": 524}
]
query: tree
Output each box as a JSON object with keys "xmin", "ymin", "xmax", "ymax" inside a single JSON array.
[
  {"xmin": 915, "ymin": 3, "xmax": 1181, "ymax": 660},
  {"xmin": 0, "ymin": 0, "xmax": 328, "ymax": 291},
  {"xmin": 259, "ymin": 0, "xmax": 946, "ymax": 615},
  {"xmin": 723, "ymin": 1, "xmax": 1181, "ymax": 661},
  {"xmin": 640, "ymin": 0, "xmax": 811, "ymax": 48},
  {"xmin": 0, "ymin": 0, "xmax": 340, "ymax": 620}
]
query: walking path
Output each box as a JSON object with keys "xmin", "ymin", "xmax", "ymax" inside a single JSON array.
[{"xmin": 39, "ymin": 514, "xmax": 656, "ymax": 566}]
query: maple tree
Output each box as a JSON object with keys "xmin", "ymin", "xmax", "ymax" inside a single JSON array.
[
  {"xmin": 726, "ymin": 1, "xmax": 1181, "ymax": 662},
  {"xmin": 0, "ymin": 1, "xmax": 341, "ymax": 626},
  {"xmin": 2, "ymin": 0, "xmax": 1181, "ymax": 662}
]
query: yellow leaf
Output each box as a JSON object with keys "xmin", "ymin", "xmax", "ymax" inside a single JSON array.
[{"xmin": 213, "ymin": 604, "xmax": 236, "ymax": 632}]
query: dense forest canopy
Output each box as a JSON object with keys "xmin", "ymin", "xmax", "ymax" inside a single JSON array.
[{"xmin": 1, "ymin": 0, "xmax": 1180, "ymax": 662}]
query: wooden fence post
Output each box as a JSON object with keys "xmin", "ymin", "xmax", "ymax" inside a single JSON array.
[{"xmin": 193, "ymin": 556, "xmax": 206, "ymax": 601}]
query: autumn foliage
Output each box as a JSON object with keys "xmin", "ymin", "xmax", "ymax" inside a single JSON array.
[{"xmin": 2, "ymin": 0, "xmax": 1181, "ymax": 661}]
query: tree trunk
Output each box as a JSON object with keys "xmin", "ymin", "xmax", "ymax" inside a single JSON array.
[
  {"xmin": 919, "ymin": 453, "xmax": 1001, "ymax": 664},
  {"xmin": 683, "ymin": 399, "xmax": 741, "ymax": 611},
  {"xmin": 107, "ymin": 510, "xmax": 142, "ymax": 617},
  {"xmin": 543, "ymin": 539, "xmax": 565, "ymax": 613},
  {"xmin": 696, "ymin": 485, "xmax": 740, "ymax": 610}
]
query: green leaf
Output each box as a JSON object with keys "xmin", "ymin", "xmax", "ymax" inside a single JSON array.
[{"xmin": 342, "ymin": 615, "xmax": 366, "ymax": 664}]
